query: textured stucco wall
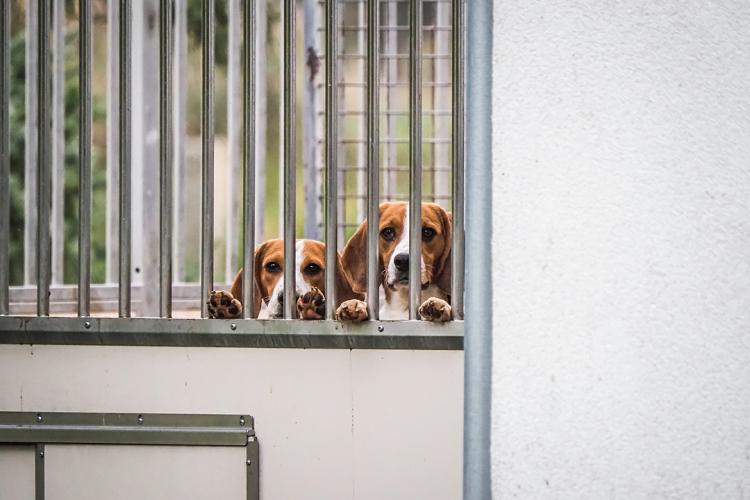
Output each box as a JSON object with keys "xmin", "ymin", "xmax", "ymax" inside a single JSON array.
[{"xmin": 491, "ymin": 1, "xmax": 750, "ymax": 498}]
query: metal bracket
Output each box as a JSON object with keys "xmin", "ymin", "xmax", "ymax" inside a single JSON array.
[{"xmin": 0, "ymin": 412, "xmax": 259, "ymax": 500}]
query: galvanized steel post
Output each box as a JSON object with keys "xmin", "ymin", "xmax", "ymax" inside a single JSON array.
[
  {"xmin": 366, "ymin": 0, "xmax": 380, "ymax": 320},
  {"xmin": 159, "ymin": 0, "xmax": 174, "ymax": 318},
  {"xmin": 283, "ymin": 0, "xmax": 296, "ymax": 319},
  {"xmin": 451, "ymin": 0, "xmax": 465, "ymax": 320},
  {"xmin": 464, "ymin": 0, "xmax": 493, "ymax": 497},
  {"xmin": 408, "ymin": 0, "xmax": 423, "ymax": 319},
  {"xmin": 324, "ymin": 0, "xmax": 338, "ymax": 320},
  {"xmin": 242, "ymin": 0, "xmax": 256, "ymax": 319},
  {"xmin": 118, "ymin": 0, "xmax": 132, "ymax": 318},
  {"xmin": 37, "ymin": 0, "xmax": 52, "ymax": 316},
  {"xmin": 78, "ymin": 0, "xmax": 93, "ymax": 317},
  {"xmin": 200, "ymin": 0, "xmax": 215, "ymax": 318}
]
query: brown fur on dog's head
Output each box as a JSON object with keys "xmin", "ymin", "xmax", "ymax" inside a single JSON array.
[
  {"xmin": 229, "ymin": 239, "xmax": 362, "ymax": 318},
  {"xmin": 340, "ymin": 202, "xmax": 452, "ymax": 295}
]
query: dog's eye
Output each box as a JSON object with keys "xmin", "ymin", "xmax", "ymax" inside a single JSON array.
[
  {"xmin": 265, "ymin": 262, "xmax": 281, "ymax": 273},
  {"xmin": 422, "ymin": 227, "xmax": 436, "ymax": 241},
  {"xmin": 303, "ymin": 263, "xmax": 322, "ymax": 275},
  {"xmin": 380, "ymin": 227, "xmax": 396, "ymax": 241}
]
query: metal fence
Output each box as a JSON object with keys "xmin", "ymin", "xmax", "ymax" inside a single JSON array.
[{"xmin": 0, "ymin": 0, "xmax": 464, "ymax": 326}]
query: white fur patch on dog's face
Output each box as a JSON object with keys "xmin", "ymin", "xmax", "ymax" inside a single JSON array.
[
  {"xmin": 265, "ymin": 240, "xmax": 316, "ymax": 318},
  {"xmin": 385, "ymin": 207, "xmax": 426, "ymax": 290}
]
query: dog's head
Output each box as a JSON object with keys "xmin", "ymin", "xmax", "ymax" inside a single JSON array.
[
  {"xmin": 340, "ymin": 202, "xmax": 452, "ymax": 295},
  {"xmin": 230, "ymin": 239, "xmax": 360, "ymax": 319}
]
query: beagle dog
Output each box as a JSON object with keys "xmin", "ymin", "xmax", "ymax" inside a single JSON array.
[
  {"xmin": 336, "ymin": 201, "xmax": 453, "ymax": 322},
  {"xmin": 208, "ymin": 239, "xmax": 362, "ymax": 319}
]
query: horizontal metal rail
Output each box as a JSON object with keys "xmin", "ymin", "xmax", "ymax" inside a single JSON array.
[{"xmin": 0, "ymin": 316, "xmax": 464, "ymax": 350}]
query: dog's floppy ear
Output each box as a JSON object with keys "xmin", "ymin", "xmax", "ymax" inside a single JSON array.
[
  {"xmin": 229, "ymin": 241, "xmax": 272, "ymax": 318},
  {"xmin": 434, "ymin": 209, "xmax": 453, "ymax": 295},
  {"xmin": 340, "ymin": 220, "xmax": 369, "ymax": 294},
  {"xmin": 335, "ymin": 252, "xmax": 364, "ymax": 304}
]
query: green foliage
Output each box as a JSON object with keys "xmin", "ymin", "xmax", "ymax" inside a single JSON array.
[{"xmin": 7, "ymin": 28, "xmax": 108, "ymax": 285}]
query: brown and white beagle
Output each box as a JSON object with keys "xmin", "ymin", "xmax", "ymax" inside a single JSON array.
[
  {"xmin": 336, "ymin": 201, "xmax": 453, "ymax": 322},
  {"xmin": 208, "ymin": 239, "xmax": 362, "ymax": 319}
]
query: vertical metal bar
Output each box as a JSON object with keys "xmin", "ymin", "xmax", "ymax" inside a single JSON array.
[
  {"xmin": 0, "ymin": 0, "xmax": 9, "ymax": 315},
  {"xmin": 242, "ymin": 0, "xmax": 256, "ymax": 319},
  {"xmin": 37, "ymin": 0, "xmax": 52, "ymax": 316},
  {"xmin": 383, "ymin": 0, "xmax": 398, "ymax": 200},
  {"xmin": 24, "ymin": 0, "xmax": 38, "ymax": 286},
  {"xmin": 365, "ymin": 0, "xmax": 379, "ymax": 319},
  {"xmin": 254, "ymin": 0, "xmax": 267, "ymax": 243},
  {"xmin": 200, "ymin": 0, "xmax": 215, "ymax": 318},
  {"xmin": 118, "ymin": 0, "xmax": 132, "ymax": 318},
  {"xmin": 451, "ymin": 0, "xmax": 464, "ymax": 319},
  {"xmin": 303, "ymin": 0, "xmax": 321, "ymax": 241},
  {"xmin": 173, "ymin": 0, "xmax": 187, "ymax": 283},
  {"xmin": 134, "ymin": 0, "xmax": 161, "ymax": 318},
  {"xmin": 354, "ymin": 0, "xmax": 366, "ymax": 224},
  {"xmin": 51, "ymin": 0, "xmax": 65, "ymax": 286},
  {"xmin": 105, "ymin": 0, "xmax": 120, "ymax": 285},
  {"xmin": 226, "ymin": 0, "xmax": 242, "ymax": 281},
  {"xmin": 464, "ymin": 0, "xmax": 492, "ymax": 496},
  {"xmin": 78, "ymin": 0, "xmax": 92, "ymax": 317},
  {"xmin": 408, "ymin": 0, "xmax": 423, "ymax": 319},
  {"xmin": 246, "ymin": 436, "xmax": 260, "ymax": 500},
  {"xmin": 35, "ymin": 443, "xmax": 45, "ymax": 500},
  {"xmin": 160, "ymin": 0, "xmax": 174, "ymax": 317},
  {"xmin": 282, "ymin": 0, "xmax": 296, "ymax": 319},
  {"xmin": 324, "ymin": 0, "xmax": 338, "ymax": 320},
  {"xmin": 434, "ymin": 1, "xmax": 451, "ymax": 206}
]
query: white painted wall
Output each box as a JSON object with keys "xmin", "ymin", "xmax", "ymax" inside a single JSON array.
[
  {"xmin": 0, "ymin": 346, "xmax": 462, "ymax": 500},
  {"xmin": 491, "ymin": 1, "xmax": 750, "ymax": 498}
]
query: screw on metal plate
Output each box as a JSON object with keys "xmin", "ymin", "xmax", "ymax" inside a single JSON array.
[
  {"xmin": 377, "ymin": 324, "xmax": 384, "ymax": 332},
  {"xmin": 39, "ymin": 451, "xmax": 44, "ymax": 458},
  {"xmin": 84, "ymin": 321, "xmax": 91, "ymax": 329},
  {"xmin": 248, "ymin": 436, "xmax": 255, "ymax": 443},
  {"xmin": 230, "ymin": 323, "xmax": 237, "ymax": 331},
  {"xmin": 246, "ymin": 459, "xmax": 252, "ymax": 466},
  {"xmin": 36, "ymin": 413, "xmax": 42, "ymax": 422},
  {"xmin": 239, "ymin": 416, "xmax": 245, "ymax": 426},
  {"xmin": 137, "ymin": 415, "xmax": 144, "ymax": 425}
]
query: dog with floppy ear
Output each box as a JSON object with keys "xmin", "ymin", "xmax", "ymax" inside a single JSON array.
[
  {"xmin": 208, "ymin": 239, "xmax": 362, "ymax": 319},
  {"xmin": 336, "ymin": 201, "xmax": 453, "ymax": 322}
]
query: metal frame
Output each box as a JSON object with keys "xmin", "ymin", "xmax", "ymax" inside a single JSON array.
[
  {"xmin": 0, "ymin": 316, "xmax": 462, "ymax": 350},
  {"xmin": 0, "ymin": 0, "xmax": 467, "ymax": 341},
  {"xmin": 464, "ymin": 0, "xmax": 492, "ymax": 497},
  {"xmin": 0, "ymin": 412, "xmax": 259, "ymax": 500}
]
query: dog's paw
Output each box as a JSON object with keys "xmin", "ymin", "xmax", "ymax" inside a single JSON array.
[
  {"xmin": 297, "ymin": 286, "xmax": 326, "ymax": 320},
  {"xmin": 336, "ymin": 299, "xmax": 369, "ymax": 322},
  {"xmin": 207, "ymin": 290, "xmax": 243, "ymax": 319},
  {"xmin": 418, "ymin": 297, "xmax": 452, "ymax": 322}
]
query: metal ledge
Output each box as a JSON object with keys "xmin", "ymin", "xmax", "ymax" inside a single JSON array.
[
  {"xmin": 0, "ymin": 317, "xmax": 464, "ymax": 350},
  {"xmin": 0, "ymin": 412, "xmax": 259, "ymax": 500},
  {"xmin": 0, "ymin": 412, "xmax": 253, "ymax": 446}
]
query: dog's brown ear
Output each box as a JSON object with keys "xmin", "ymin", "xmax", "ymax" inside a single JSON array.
[
  {"xmin": 435, "ymin": 210, "xmax": 453, "ymax": 294},
  {"xmin": 340, "ymin": 220, "xmax": 369, "ymax": 294},
  {"xmin": 335, "ymin": 252, "xmax": 364, "ymax": 305},
  {"xmin": 228, "ymin": 241, "xmax": 274, "ymax": 318},
  {"xmin": 228, "ymin": 265, "xmax": 264, "ymax": 318}
]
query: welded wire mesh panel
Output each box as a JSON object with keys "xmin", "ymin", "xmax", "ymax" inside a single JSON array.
[{"xmin": 311, "ymin": 0, "xmax": 455, "ymax": 244}]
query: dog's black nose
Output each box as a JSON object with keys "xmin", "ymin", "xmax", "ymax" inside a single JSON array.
[
  {"xmin": 277, "ymin": 290, "xmax": 284, "ymax": 304},
  {"xmin": 394, "ymin": 253, "xmax": 409, "ymax": 272}
]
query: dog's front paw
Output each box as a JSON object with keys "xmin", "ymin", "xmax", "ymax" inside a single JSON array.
[
  {"xmin": 418, "ymin": 297, "xmax": 452, "ymax": 322},
  {"xmin": 336, "ymin": 299, "xmax": 369, "ymax": 322},
  {"xmin": 297, "ymin": 286, "xmax": 326, "ymax": 320},
  {"xmin": 207, "ymin": 290, "xmax": 243, "ymax": 319}
]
